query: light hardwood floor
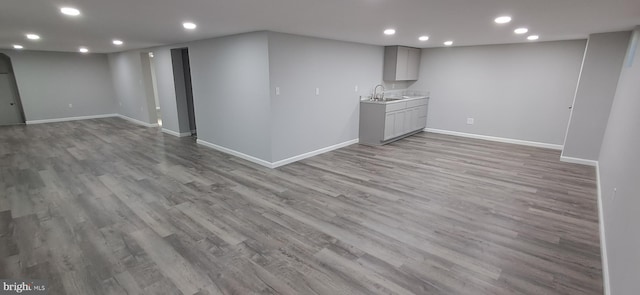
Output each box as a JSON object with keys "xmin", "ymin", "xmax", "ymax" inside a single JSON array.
[{"xmin": 0, "ymin": 118, "xmax": 602, "ymax": 294}]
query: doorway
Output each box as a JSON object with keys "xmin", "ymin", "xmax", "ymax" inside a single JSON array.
[
  {"xmin": 140, "ymin": 52, "xmax": 161, "ymax": 126},
  {"xmin": 0, "ymin": 54, "xmax": 25, "ymax": 126},
  {"xmin": 171, "ymin": 48, "xmax": 196, "ymax": 136}
]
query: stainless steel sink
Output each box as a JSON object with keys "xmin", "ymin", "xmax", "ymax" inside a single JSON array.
[{"xmin": 384, "ymin": 98, "xmax": 402, "ymax": 101}]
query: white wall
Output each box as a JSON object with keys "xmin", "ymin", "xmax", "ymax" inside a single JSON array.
[
  {"xmin": 267, "ymin": 32, "xmax": 384, "ymax": 162},
  {"xmin": 188, "ymin": 32, "xmax": 272, "ymax": 161},
  {"xmin": 1, "ymin": 50, "xmax": 116, "ymax": 121},
  {"xmin": 563, "ymin": 32, "xmax": 631, "ymax": 161},
  {"xmin": 598, "ymin": 27, "xmax": 640, "ymax": 295},
  {"xmin": 409, "ymin": 40, "xmax": 586, "ymax": 146}
]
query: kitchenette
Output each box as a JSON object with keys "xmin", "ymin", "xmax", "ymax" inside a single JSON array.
[{"xmin": 359, "ymin": 45, "xmax": 429, "ymax": 146}]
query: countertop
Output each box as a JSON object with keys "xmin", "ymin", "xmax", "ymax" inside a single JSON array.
[{"xmin": 360, "ymin": 95, "xmax": 429, "ymax": 105}]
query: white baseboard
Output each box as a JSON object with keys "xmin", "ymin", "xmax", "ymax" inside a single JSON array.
[
  {"xmin": 197, "ymin": 138, "xmax": 359, "ymax": 169},
  {"xmin": 117, "ymin": 114, "xmax": 159, "ymax": 127},
  {"xmin": 424, "ymin": 128, "xmax": 563, "ymax": 150},
  {"xmin": 560, "ymin": 156, "xmax": 599, "ymax": 167},
  {"xmin": 26, "ymin": 113, "xmax": 118, "ymax": 125},
  {"xmin": 162, "ymin": 129, "xmax": 191, "ymax": 137},
  {"xmin": 271, "ymin": 139, "xmax": 359, "ymax": 168},
  {"xmin": 196, "ymin": 139, "xmax": 273, "ymax": 168},
  {"xmin": 596, "ymin": 163, "xmax": 611, "ymax": 295}
]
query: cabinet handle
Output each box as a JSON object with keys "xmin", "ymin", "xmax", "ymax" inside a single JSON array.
[{"xmin": 10, "ymin": 102, "xmax": 15, "ymax": 106}]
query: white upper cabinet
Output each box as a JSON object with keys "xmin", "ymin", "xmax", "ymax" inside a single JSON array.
[{"xmin": 383, "ymin": 46, "xmax": 421, "ymax": 81}]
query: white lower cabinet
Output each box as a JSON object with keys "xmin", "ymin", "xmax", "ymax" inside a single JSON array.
[
  {"xmin": 384, "ymin": 112, "xmax": 396, "ymax": 140},
  {"xmin": 360, "ymin": 97, "xmax": 429, "ymax": 145}
]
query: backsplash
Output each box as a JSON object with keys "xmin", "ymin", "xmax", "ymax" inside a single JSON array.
[{"xmin": 360, "ymin": 88, "xmax": 429, "ymax": 100}]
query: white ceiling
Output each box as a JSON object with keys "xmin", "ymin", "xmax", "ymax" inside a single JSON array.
[{"xmin": 1, "ymin": 0, "xmax": 639, "ymax": 53}]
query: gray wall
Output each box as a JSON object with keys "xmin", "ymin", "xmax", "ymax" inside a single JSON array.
[
  {"xmin": 149, "ymin": 47, "xmax": 183, "ymax": 133},
  {"xmin": 108, "ymin": 51, "xmax": 155, "ymax": 123},
  {"xmin": 139, "ymin": 52, "xmax": 159, "ymax": 123},
  {"xmin": 409, "ymin": 40, "xmax": 586, "ymax": 145},
  {"xmin": 1, "ymin": 50, "xmax": 116, "ymax": 121},
  {"xmin": 562, "ymin": 32, "xmax": 631, "ymax": 161},
  {"xmin": 267, "ymin": 32, "xmax": 384, "ymax": 162},
  {"xmin": 598, "ymin": 27, "xmax": 640, "ymax": 295},
  {"xmin": 106, "ymin": 31, "xmax": 385, "ymax": 163},
  {"xmin": 108, "ymin": 44, "xmax": 193, "ymax": 133},
  {"xmin": 170, "ymin": 49, "xmax": 192, "ymax": 134},
  {"xmin": 0, "ymin": 56, "xmax": 11, "ymax": 73},
  {"xmin": 188, "ymin": 32, "xmax": 272, "ymax": 161}
]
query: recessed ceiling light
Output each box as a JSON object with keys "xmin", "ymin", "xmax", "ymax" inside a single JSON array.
[
  {"xmin": 444, "ymin": 41, "xmax": 453, "ymax": 46},
  {"xmin": 527, "ymin": 35, "xmax": 540, "ymax": 41},
  {"xmin": 26, "ymin": 34, "xmax": 40, "ymax": 40},
  {"xmin": 79, "ymin": 47, "xmax": 89, "ymax": 53},
  {"xmin": 419, "ymin": 36, "xmax": 430, "ymax": 41},
  {"xmin": 514, "ymin": 28, "xmax": 528, "ymax": 34},
  {"xmin": 112, "ymin": 39, "xmax": 123, "ymax": 45},
  {"xmin": 494, "ymin": 16, "xmax": 512, "ymax": 24},
  {"xmin": 183, "ymin": 22, "xmax": 197, "ymax": 30},
  {"xmin": 13, "ymin": 44, "xmax": 23, "ymax": 49},
  {"xmin": 60, "ymin": 7, "xmax": 80, "ymax": 16},
  {"xmin": 384, "ymin": 29, "xmax": 396, "ymax": 35}
]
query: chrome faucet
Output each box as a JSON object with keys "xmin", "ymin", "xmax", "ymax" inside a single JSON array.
[{"xmin": 372, "ymin": 84, "xmax": 385, "ymax": 101}]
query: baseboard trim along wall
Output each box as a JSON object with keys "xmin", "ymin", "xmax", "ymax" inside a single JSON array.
[
  {"xmin": 197, "ymin": 138, "xmax": 359, "ymax": 169},
  {"xmin": 117, "ymin": 114, "xmax": 160, "ymax": 128},
  {"xmin": 26, "ymin": 113, "xmax": 118, "ymax": 124},
  {"xmin": 271, "ymin": 139, "xmax": 360, "ymax": 168},
  {"xmin": 425, "ymin": 128, "xmax": 564, "ymax": 150},
  {"xmin": 196, "ymin": 139, "xmax": 274, "ymax": 168},
  {"xmin": 596, "ymin": 163, "xmax": 611, "ymax": 295},
  {"xmin": 559, "ymin": 156, "xmax": 599, "ymax": 167},
  {"xmin": 162, "ymin": 129, "xmax": 191, "ymax": 137}
]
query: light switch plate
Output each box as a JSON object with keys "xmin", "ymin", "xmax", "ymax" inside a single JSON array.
[
  {"xmin": 316, "ymin": 88, "xmax": 320, "ymax": 95},
  {"xmin": 467, "ymin": 118, "xmax": 474, "ymax": 125},
  {"xmin": 275, "ymin": 87, "xmax": 280, "ymax": 95}
]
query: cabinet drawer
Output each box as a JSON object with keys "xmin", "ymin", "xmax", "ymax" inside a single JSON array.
[
  {"xmin": 385, "ymin": 102, "xmax": 407, "ymax": 112},
  {"xmin": 406, "ymin": 98, "xmax": 427, "ymax": 108}
]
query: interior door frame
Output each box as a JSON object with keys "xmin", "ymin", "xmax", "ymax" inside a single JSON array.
[{"xmin": 0, "ymin": 53, "xmax": 26, "ymax": 124}]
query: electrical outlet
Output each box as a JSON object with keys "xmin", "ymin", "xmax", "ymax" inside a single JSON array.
[
  {"xmin": 275, "ymin": 87, "xmax": 280, "ymax": 96},
  {"xmin": 467, "ymin": 118, "xmax": 474, "ymax": 125},
  {"xmin": 68, "ymin": 104, "xmax": 73, "ymax": 108},
  {"xmin": 119, "ymin": 102, "xmax": 122, "ymax": 107},
  {"xmin": 392, "ymin": 83, "xmax": 396, "ymax": 89},
  {"xmin": 316, "ymin": 88, "xmax": 320, "ymax": 96},
  {"xmin": 355, "ymin": 85, "xmax": 358, "ymax": 92}
]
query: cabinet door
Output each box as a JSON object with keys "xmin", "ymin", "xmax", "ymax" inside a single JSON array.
[
  {"xmin": 384, "ymin": 112, "xmax": 395, "ymax": 140},
  {"xmin": 394, "ymin": 110, "xmax": 406, "ymax": 137},
  {"xmin": 395, "ymin": 47, "xmax": 410, "ymax": 80},
  {"xmin": 403, "ymin": 109, "xmax": 412, "ymax": 133},
  {"xmin": 417, "ymin": 105, "xmax": 428, "ymax": 118},
  {"xmin": 418, "ymin": 104, "xmax": 428, "ymax": 129},
  {"xmin": 408, "ymin": 107, "xmax": 418, "ymax": 131},
  {"xmin": 407, "ymin": 48, "xmax": 421, "ymax": 80}
]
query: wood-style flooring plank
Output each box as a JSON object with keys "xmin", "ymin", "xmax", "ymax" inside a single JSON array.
[{"xmin": 0, "ymin": 118, "xmax": 602, "ymax": 294}]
